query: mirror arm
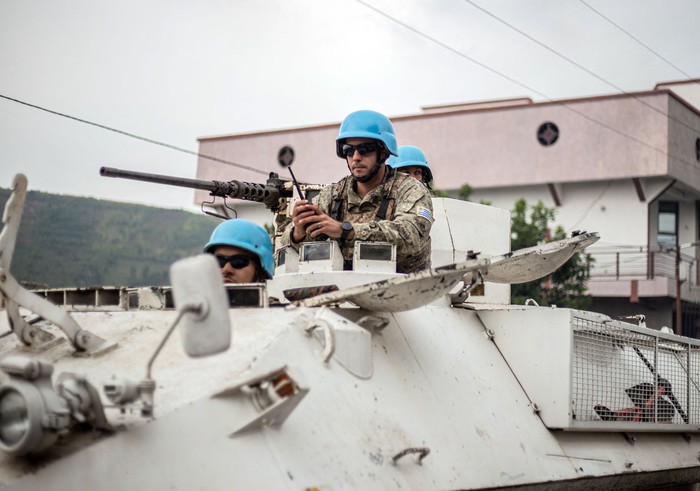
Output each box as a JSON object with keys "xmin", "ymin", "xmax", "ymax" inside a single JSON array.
[{"xmin": 146, "ymin": 303, "xmax": 202, "ymax": 379}]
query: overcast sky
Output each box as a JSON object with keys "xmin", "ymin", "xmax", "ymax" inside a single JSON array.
[{"xmin": 1, "ymin": 0, "xmax": 699, "ymax": 211}]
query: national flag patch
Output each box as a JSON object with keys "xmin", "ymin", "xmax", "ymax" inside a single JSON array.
[{"xmin": 416, "ymin": 206, "xmax": 432, "ymax": 222}]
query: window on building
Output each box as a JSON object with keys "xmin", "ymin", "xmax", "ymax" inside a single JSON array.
[{"xmin": 657, "ymin": 201, "xmax": 678, "ymax": 246}]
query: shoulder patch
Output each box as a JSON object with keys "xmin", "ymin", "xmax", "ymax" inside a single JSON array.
[{"xmin": 416, "ymin": 206, "xmax": 433, "ymax": 222}]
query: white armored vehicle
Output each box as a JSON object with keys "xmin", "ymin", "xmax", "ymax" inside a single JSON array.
[{"xmin": 1, "ymin": 170, "xmax": 700, "ymax": 490}]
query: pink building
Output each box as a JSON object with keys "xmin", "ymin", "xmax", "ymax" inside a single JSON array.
[{"xmin": 197, "ymin": 80, "xmax": 700, "ymax": 335}]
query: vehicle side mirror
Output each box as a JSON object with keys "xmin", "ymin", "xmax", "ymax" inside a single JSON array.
[{"xmin": 170, "ymin": 255, "xmax": 231, "ymax": 357}]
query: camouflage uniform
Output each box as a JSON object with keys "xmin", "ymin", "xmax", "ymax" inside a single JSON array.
[{"xmin": 280, "ymin": 167, "xmax": 433, "ymax": 273}]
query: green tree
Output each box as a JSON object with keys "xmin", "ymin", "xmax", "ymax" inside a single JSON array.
[
  {"xmin": 458, "ymin": 184, "xmax": 474, "ymax": 201},
  {"xmin": 440, "ymin": 186, "xmax": 591, "ymax": 306},
  {"xmin": 510, "ymin": 198, "xmax": 593, "ymax": 309}
]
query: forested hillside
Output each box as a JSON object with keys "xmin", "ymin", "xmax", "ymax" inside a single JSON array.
[{"xmin": 0, "ymin": 188, "xmax": 220, "ymax": 288}]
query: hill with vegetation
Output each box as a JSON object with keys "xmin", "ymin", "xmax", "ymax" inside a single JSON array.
[{"xmin": 0, "ymin": 188, "xmax": 220, "ymax": 288}]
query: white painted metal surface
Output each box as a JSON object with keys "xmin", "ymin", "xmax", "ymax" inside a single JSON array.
[
  {"xmin": 2, "ymin": 303, "xmax": 700, "ymax": 489},
  {"xmin": 297, "ymin": 234, "xmax": 596, "ymax": 312},
  {"xmin": 484, "ymin": 232, "xmax": 599, "ymax": 284},
  {"xmin": 2, "ymin": 175, "xmax": 700, "ymax": 490},
  {"xmin": 431, "ymin": 197, "xmax": 511, "ymax": 305},
  {"xmin": 300, "ymin": 258, "xmax": 489, "ymax": 311}
]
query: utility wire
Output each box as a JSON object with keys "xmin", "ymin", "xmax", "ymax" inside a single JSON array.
[
  {"xmin": 579, "ymin": 0, "xmax": 698, "ymax": 82},
  {"xmin": 0, "ymin": 94, "xmax": 268, "ymax": 176},
  {"xmin": 464, "ymin": 0, "xmax": 699, "ymax": 134},
  {"xmin": 355, "ymin": 0, "xmax": 547, "ymax": 99},
  {"xmin": 458, "ymin": 0, "xmax": 700, "ymax": 233},
  {"xmin": 569, "ymin": 181, "xmax": 612, "ymax": 232},
  {"xmin": 353, "ymin": 0, "xmax": 699, "ymax": 175}
]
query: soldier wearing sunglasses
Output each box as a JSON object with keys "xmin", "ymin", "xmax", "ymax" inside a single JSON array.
[
  {"xmin": 281, "ymin": 110, "xmax": 433, "ymax": 274},
  {"xmin": 203, "ymin": 219, "xmax": 274, "ymax": 284}
]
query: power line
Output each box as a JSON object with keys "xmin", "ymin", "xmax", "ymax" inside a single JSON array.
[
  {"xmin": 0, "ymin": 94, "xmax": 268, "ymax": 176},
  {"xmin": 455, "ymin": 0, "xmax": 700, "ymax": 236},
  {"xmin": 465, "ymin": 0, "xmax": 611, "ymax": 88},
  {"xmin": 463, "ymin": 0, "xmax": 699, "ymax": 135},
  {"xmin": 570, "ymin": 181, "xmax": 612, "ymax": 232},
  {"xmin": 353, "ymin": 0, "xmax": 699, "ymax": 175},
  {"xmin": 579, "ymin": 0, "xmax": 698, "ymax": 82},
  {"xmin": 355, "ymin": 0, "xmax": 548, "ymax": 100}
]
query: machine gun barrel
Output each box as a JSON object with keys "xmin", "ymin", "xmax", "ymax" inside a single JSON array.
[
  {"xmin": 101, "ymin": 167, "xmax": 221, "ymax": 193},
  {"xmin": 100, "ymin": 166, "xmax": 291, "ymax": 210}
]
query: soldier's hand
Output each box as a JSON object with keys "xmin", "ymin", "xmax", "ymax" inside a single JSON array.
[
  {"xmin": 291, "ymin": 200, "xmax": 322, "ymax": 241},
  {"xmin": 291, "ymin": 200, "xmax": 343, "ymax": 240},
  {"xmin": 308, "ymin": 214, "xmax": 343, "ymax": 239}
]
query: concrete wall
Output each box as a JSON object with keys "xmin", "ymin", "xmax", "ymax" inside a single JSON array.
[
  {"xmin": 471, "ymin": 179, "xmax": 655, "ymax": 247},
  {"xmin": 394, "ymin": 92, "xmax": 671, "ymax": 190}
]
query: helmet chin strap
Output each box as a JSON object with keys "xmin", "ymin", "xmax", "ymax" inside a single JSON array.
[{"xmin": 351, "ymin": 161, "xmax": 383, "ymax": 183}]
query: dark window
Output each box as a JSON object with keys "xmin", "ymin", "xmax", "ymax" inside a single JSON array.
[
  {"xmin": 657, "ymin": 201, "xmax": 678, "ymax": 246},
  {"xmin": 358, "ymin": 243, "xmax": 393, "ymax": 261},
  {"xmin": 226, "ymin": 287, "xmax": 263, "ymax": 308},
  {"xmin": 302, "ymin": 242, "xmax": 331, "ymax": 261}
]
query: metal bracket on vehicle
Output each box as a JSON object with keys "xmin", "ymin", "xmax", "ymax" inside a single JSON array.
[
  {"xmin": 356, "ymin": 314, "xmax": 390, "ymax": 333},
  {"xmin": 0, "ymin": 268, "xmax": 113, "ymax": 354},
  {"xmin": 296, "ymin": 308, "xmax": 374, "ymax": 378},
  {"xmin": 0, "ymin": 174, "xmax": 56, "ymax": 349},
  {"xmin": 296, "ymin": 309, "xmax": 336, "ymax": 364},
  {"xmin": 449, "ymin": 271, "xmax": 484, "ymax": 305},
  {"xmin": 303, "ymin": 318, "xmax": 336, "ymax": 364},
  {"xmin": 216, "ymin": 365, "xmax": 310, "ymax": 436},
  {"xmin": 5, "ymin": 301, "xmax": 58, "ymax": 349}
]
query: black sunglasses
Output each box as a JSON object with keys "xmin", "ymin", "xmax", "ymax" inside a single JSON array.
[
  {"xmin": 341, "ymin": 142, "xmax": 380, "ymax": 158},
  {"xmin": 212, "ymin": 253, "xmax": 254, "ymax": 270}
]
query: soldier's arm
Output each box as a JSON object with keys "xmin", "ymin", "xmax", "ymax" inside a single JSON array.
[{"xmin": 350, "ymin": 180, "xmax": 433, "ymax": 256}]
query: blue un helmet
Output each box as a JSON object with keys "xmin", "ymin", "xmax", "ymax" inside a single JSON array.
[
  {"xmin": 387, "ymin": 145, "xmax": 433, "ymax": 185},
  {"xmin": 203, "ymin": 219, "xmax": 274, "ymax": 279},
  {"xmin": 335, "ymin": 110, "xmax": 398, "ymax": 159}
]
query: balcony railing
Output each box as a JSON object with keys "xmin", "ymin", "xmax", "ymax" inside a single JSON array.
[{"xmin": 587, "ymin": 245, "xmax": 699, "ymax": 289}]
